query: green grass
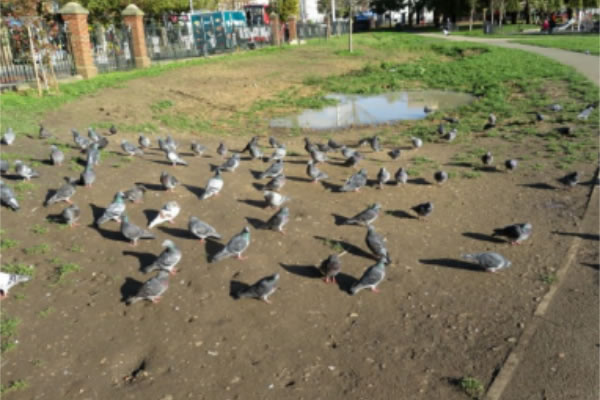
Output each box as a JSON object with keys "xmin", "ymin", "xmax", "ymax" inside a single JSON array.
[
  {"xmin": 0, "ymin": 316, "xmax": 21, "ymax": 353},
  {"xmin": 458, "ymin": 376, "xmax": 484, "ymax": 399},
  {"xmin": 53, "ymin": 262, "xmax": 81, "ymax": 284},
  {"xmin": 462, "ymin": 170, "xmax": 482, "ymax": 179},
  {"xmin": 0, "ymin": 238, "xmax": 19, "ymax": 249},
  {"xmin": 12, "ymin": 181, "xmax": 36, "ymax": 193},
  {"xmin": 23, "ymin": 243, "xmax": 51, "ymax": 255},
  {"xmin": 438, "ymin": 23, "xmax": 541, "ymax": 38},
  {"xmin": 1, "ymin": 263, "xmax": 35, "ymax": 276},
  {"xmin": 511, "ymin": 35, "xmax": 600, "ymax": 55},
  {"xmin": 0, "ymin": 379, "xmax": 29, "ymax": 394},
  {"xmin": 150, "ymin": 99, "xmax": 174, "ymax": 113},
  {"xmin": 69, "ymin": 244, "xmax": 84, "ymax": 253},
  {"xmin": 38, "ymin": 307, "xmax": 55, "ymax": 318},
  {"xmin": 540, "ymin": 273, "xmax": 558, "ymax": 285},
  {"xmin": 31, "ymin": 224, "xmax": 49, "ymax": 235}
]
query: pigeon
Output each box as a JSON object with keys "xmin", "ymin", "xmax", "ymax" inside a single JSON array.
[
  {"xmin": 265, "ymin": 174, "xmax": 286, "ymax": 191},
  {"xmin": 307, "ymin": 160, "xmax": 328, "ymax": 182},
  {"xmin": 434, "ymin": 170, "xmax": 448, "ymax": 185},
  {"xmin": 388, "ymin": 149, "xmax": 401, "ymax": 160},
  {"xmin": 109, "ymin": 124, "xmax": 117, "ymax": 135},
  {"xmin": 121, "ymin": 214, "xmax": 155, "ymax": 246},
  {"xmin": 269, "ymin": 145, "xmax": 286, "ymax": 161},
  {"xmin": 123, "ymin": 184, "xmax": 146, "ymax": 203},
  {"xmin": 443, "ymin": 116, "xmax": 459, "ymax": 124},
  {"xmin": 505, "ymin": 159, "xmax": 518, "ymax": 171},
  {"xmin": 258, "ymin": 159, "xmax": 283, "ymax": 179},
  {"xmin": 201, "ymin": 170, "xmax": 223, "ymax": 199},
  {"xmin": 488, "ymin": 113, "xmax": 497, "ymax": 126},
  {"xmin": 1, "ymin": 128, "xmax": 15, "ymax": 145},
  {"xmin": 350, "ymin": 259, "xmax": 387, "ymax": 295},
  {"xmin": 148, "ymin": 201, "xmax": 180, "ymax": 229},
  {"xmin": 87, "ymin": 127, "xmax": 101, "ymax": 143},
  {"xmin": 265, "ymin": 206, "xmax": 289, "ymax": 233},
  {"xmin": 61, "ymin": 204, "xmax": 80, "ymax": 227},
  {"xmin": 558, "ymin": 171, "xmax": 580, "ymax": 188},
  {"xmin": 72, "ymin": 129, "xmax": 90, "ymax": 150},
  {"xmin": 249, "ymin": 144, "xmax": 263, "ymax": 160},
  {"xmin": 218, "ymin": 153, "xmax": 240, "ymax": 172},
  {"xmin": 492, "ymin": 223, "xmax": 532, "ymax": 245},
  {"xmin": 316, "ymin": 143, "xmax": 331, "ymax": 153},
  {"xmin": 158, "ymin": 138, "xmax": 170, "ymax": 153},
  {"xmin": 191, "ymin": 141, "xmax": 206, "ymax": 156},
  {"xmin": 358, "ymin": 137, "xmax": 371, "ymax": 147},
  {"xmin": 304, "ymin": 137, "xmax": 317, "ymax": 154},
  {"xmin": 212, "ymin": 226, "xmax": 251, "ymax": 262},
  {"xmin": 142, "ymin": 240, "xmax": 182, "ymax": 275},
  {"xmin": 121, "ymin": 140, "xmax": 143, "ymax": 156},
  {"xmin": 462, "ymin": 252, "xmax": 512, "ymax": 272},
  {"xmin": 340, "ymin": 168, "xmax": 367, "ymax": 192},
  {"xmin": 217, "ymin": 142, "xmax": 227, "ymax": 158},
  {"xmin": 370, "ymin": 136, "xmax": 381, "ymax": 152},
  {"xmin": 14, "ymin": 160, "xmax": 39, "ymax": 181},
  {"xmin": 50, "ymin": 145, "xmax": 64, "ymax": 166},
  {"xmin": 344, "ymin": 151, "xmax": 364, "ymax": 168},
  {"xmin": 444, "ymin": 128, "xmax": 457, "ymax": 142},
  {"xmin": 188, "ymin": 217, "xmax": 221, "ymax": 242},
  {"xmin": 482, "ymin": 151, "xmax": 493, "ymax": 166},
  {"xmin": 310, "ymin": 149, "xmax": 327, "ymax": 164},
  {"xmin": 160, "ymin": 171, "xmax": 179, "ymax": 192},
  {"xmin": 556, "ymin": 126, "xmax": 575, "ymax": 137},
  {"xmin": 577, "ymin": 104, "xmax": 595, "ymax": 120},
  {"xmin": 80, "ymin": 163, "xmax": 96, "ymax": 187},
  {"xmin": 0, "ymin": 180, "xmax": 19, "ymax": 211},
  {"xmin": 138, "ymin": 135, "xmax": 151, "ymax": 149},
  {"xmin": 263, "ymin": 190, "xmax": 289, "ymax": 208},
  {"xmin": 165, "ymin": 135, "xmax": 178, "ymax": 151},
  {"xmin": 377, "ymin": 167, "xmax": 391, "ymax": 188},
  {"xmin": 341, "ymin": 146, "xmax": 356, "ymax": 159},
  {"xmin": 234, "ymin": 273, "xmax": 279, "ymax": 304},
  {"xmin": 535, "ymin": 112, "xmax": 545, "ymax": 122},
  {"xmin": 328, "ymin": 138, "xmax": 343, "ymax": 150},
  {"xmin": 437, "ymin": 123, "xmax": 445, "ymax": 135},
  {"xmin": 395, "ymin": 167, "xmax": 408, "ymax": 184},
  {"xmin": 39, "ymin": 124, "xmax": 52, "ymax": 139},
  {"xmin": 125, "ymin": 270, "xmax": 169, "ymax": 305},
  {"xmin": 412, "ymin": 202, "xmax": 433, "ymax": 218},
  {"xmin": 319, "ymin": 252, "xmax": 345, "ymax": 283},
  {"xmin": 96, "ymin": 136, "xmax": 109, "ymax": 150},
  {"xmin": 166, "ymin": 149, "xmax": 188, "ymax": 166},
  {"xmin": 0, "ymin": 160, "xmax": 9, "ymax": 175},
  {"xmin": 366, "ymin": 225, "xmax": 391, "ymax": 263},
  {"xmin": 242, "ymin": 136, "xmax": 259, "ymax": 153},
  {"xmin": 549, "ymin": 103, "xmax": 562, "ymax": 112},
  {"xmin": 269, "ymin": 136, "xmax": 282, "ymax": 148},
  {"xmin": 424, "ymin": 105, "xmax": 433, "ymax": 114},
  {"xmin": 86, "ymin": 143, "xmax": 100, "ymax": 166},
  {"xmin": 0, "ymin": 271, "xmax": 31, "ymax": 299},
  {"xmin": 96, "ymin": 192, "xmax": 125, "ymax": 225},
  {"xmin": 44, "ymin": 177, "xmax": 77, "ymax": 206},
  {"xmin": 411, "ymin": 136, "xmax": 423, "ymax": 149},
  {"xmin": 346, "ymin": 203, "xmax": 381, "ymax": 226}
]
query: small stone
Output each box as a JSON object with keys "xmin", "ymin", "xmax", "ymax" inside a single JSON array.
[
  {"xmin": 231, "ymin": 376, "xmax": 241, "ymax": 384},
  {"xmin": 365, "ymin": 357, "xmax": 374, "ymax": 364},
  {"xmin": 349, "ymin": 312, "xmax": 359, "ymax": 318},
  {"xmin": 100, "ymin": 357, "xmax": 107, "ymax": 364},
  {"xmin": 207, "ymin": 350, "xmax": 218, "ymax": 356},
  {"xmin": 160, "ymin": 395, "xmax": 173, "ymax": 400},
  {"xmin": 328, "ymin": 365, "xmax": 336, "ymax": 371},
  {"xmin": 517, "ymin": 322, "xmax": 525, "ymax": 329},
  {"xmin": 506, "ymin": 337, "xmax": 517, "ymax": 343},
  {"xmin": 558, "ymin": 352, "xmax": 565, "ymax": 359},
  {"xmin": 195, "ymin": 341, "xmax": 203, "ymax": 347}
]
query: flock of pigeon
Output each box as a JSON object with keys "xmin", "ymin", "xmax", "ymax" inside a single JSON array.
[{"xmin": 0, "ymin": 104, "xmax": 591, "ymax": 303}]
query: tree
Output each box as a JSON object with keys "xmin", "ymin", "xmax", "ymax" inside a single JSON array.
[{"xmin": 467, "ymin": 0, "xmax": 477, "ymax": 30}]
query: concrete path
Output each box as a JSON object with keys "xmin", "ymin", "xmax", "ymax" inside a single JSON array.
[{"xmin": 418, "ymin": 33, "xmax": 600, "ymax": 85}]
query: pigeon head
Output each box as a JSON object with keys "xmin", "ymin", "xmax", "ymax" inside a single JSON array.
[
  {"xmin": 162, "ymin": 239, "xmax": 175, "ymax": 248},
  {"xmin": 280, "ymin": 207, "xmax": 290, "ymax": 216}
]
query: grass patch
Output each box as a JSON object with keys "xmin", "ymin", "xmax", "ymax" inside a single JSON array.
[
  {"xmin": 0, "ymin": 379, "xmax": 29, "ymax": 394},
  {"xmin": 38, "ymin": 307, "xmax": 55, "ymax": 318},
  {"xmin": 462, "ymin": 170, "xmax": 482, "ymax": 179},
  {"xmin": 52, "ymin": 262, "xmax": 81, "ymax": 284},
  {"xmin": 69, "ymin": 244, "xmax": 84, "ymax": 253},
  {"xmin": 1, "ymin": 263, "xmax": 35, "ymax": 276},
  {"xmin": 0, "ymin": 316, "xmax": 21, "ymax": 353},
  {"xmin": 150, "ymin": 99, "xmax": 174, "ymax": 113},
  {"xmin": 12, "ymin": 181, "xmax": 36, "ymax": 193},
  {"xmin": 0, "ymin": 238, "xmax": 19, "ymax": 249},
  {"xmin": 31, "ymin": 224, "xmax": 49, "ymax": 235},
  {"xmin": 23, "ymin": 243, "xmax": 51, "ymax": 255},
  {"xmin": 511, "ymin": 35, "xmax": 600, "ymax": 55},
  {"xmin": 334, "ymin": 49, "xmax": 364, "ymax": 57},
  {"xmin": 540, "ymin": 273, "xmax": 558, "ymax": 285},
  {"xmin": 457, "ymin": 376, "xmax": 484, "ymax": 399},
  {"xmin": 316, "ymin": 237, "xmax": 345, "ymax": 253}
]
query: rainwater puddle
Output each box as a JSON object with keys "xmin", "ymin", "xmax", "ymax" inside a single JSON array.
[{"xmin": 270, "ymin": 90, "xmax": 474, "ymax": 130}]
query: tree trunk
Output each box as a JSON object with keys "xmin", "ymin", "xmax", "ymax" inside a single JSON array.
[
  {"xmin": 469, "ymin": 7, "xmax": 474, "ymax": 31},
  {"xmin": 525, "ymin": 0, "xmax": 530, "ymax": 24},
  {"xmin": 490, "ymin": 0, "xmax": 494, "ymax": 25}
]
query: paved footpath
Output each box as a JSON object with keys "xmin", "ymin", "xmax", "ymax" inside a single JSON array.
[{"xmin": 418, "ymin": 33, "xmax": 600, "ymax": 85}]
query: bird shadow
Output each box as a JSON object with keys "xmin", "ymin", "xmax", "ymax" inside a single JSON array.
[
  {"xmin": 157, "ymin": 226, "xmax": 191, "ymax": 239},
  {"xmin": 313, "ymin": 236, "xmax": 373, "ymax": 260},
  {"xmin": 91, "ymin": 224, "xmax": 125, "ymax": 243},
  {"xmin": 238, "ymin": 198, "xmax": 266, "ymax": 209},
  {"xmin": 251, "ymin": 182, "xmax": 265, "ymax": 191},
  {"xmin": 209, "ymin": 163, "xmax": 221, "ymax": 172},
  {"xmin": 286, "ymin": 176, "xmax": 312, "ymax": 183},
  {"xmin": 183, "ymin": 184, "xmax": 204, "ymax": 198},
  {"xmin": 279, "ymin": 263, "xmax": 321, "ymax": 279},
  {"xmin": 205, "ymin": 239, "xmax": 224, "ymax": 263},
  {"xmin": 284, "ymin": 159, "xmax": 308, "ymax": 165},
  {"xmin": 552, "ymin": 231, "xmax": 599, "ymax": 241},
  {"xmin": 581, "ymin": 262, "xmax": 599, "ymax": 271},
  {"xmin": 32, "ymin": 158, "xmax": 53, "ymax": 166},
  {"xmin": 122, "ymin": 251, "xmax": 156, "ymax": 273},
  {"xmin": 445, "ymin": 161, "xmax": 472, "ymax": 168},
  {"xmin": 45, "ymin": 212, "xmax": 65, "ymax": 224},
  {"xmin": 120, "ymin": 277, "xmax": 144, "ymax": 303},
  {"xmin": 408, "ymin": 178, "xmax": 432, "ymax": 186},
  {"xmin": 135, "ymin": 182, "xmax": 164, "ymax": 191},
  {"xmin": 229, "ymin": 280, "xmax": 250, "ymax": 299},
  {"xmin": 43, "ymin": 189, "xmax": 58, "ymax": 205},
  {"xmin": 483, "ymin": 123, "xmax": 495, "ymax": 130},
  {"xmin": 150, "ymin": 160, "xmax": 173, "ymax": 166},
  {"xmin": 462, "ymin": 232, "xmax": 506, "ymax": 244},
  {"xmin": 250, "ymin": 170, "xmax": 263, "ymax": 179},
  {"xmin": 143, "ymin": 209, "xmax": 159, "ymax": 226},
  {"xmin": 385, "ymin": 210, "xmax": 417, "ymax": 219},
  {"xmin": 321, "ymin": 181, "xmax": 342, "ymax": 192},
  {"xmin": 89, "ymin": 203, "xmax": 106, "ymax": 221},
  {"xmin": 419, "ymin": 258, "xmax": 484, "ymax": 272},
  {"xmin": 518, "ymin": 182, "xmax": 556, "ymax": 190},
  {"xmin": 335, "ymin": 272, "xmax": 358, "ymax": 294},
  {"xmin": 245, "ymin": 217, "xmax": 264, "ymax": 230},
  {"xmin": 476, "ymin": 166, "xmax": 501, "ymax": 173},
  {"xmin": 332, "ymin": 213, "xmax": 349, "ymax": 225}
]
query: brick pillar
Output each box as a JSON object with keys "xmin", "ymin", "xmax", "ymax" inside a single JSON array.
[
  {"xmin": 270, "ymin": 13, "xmax": 280, "ymax": 46},
  {"xmin": 59, "ymin": 2, "xmax": 97, "ymax": 78},
  {"xmin": 287, "ymin": 16, "xmax": 297, "ymax": 44},
  {"xmin": 122, "ymin": 4, "xmax": 151, "ymax": 68}
]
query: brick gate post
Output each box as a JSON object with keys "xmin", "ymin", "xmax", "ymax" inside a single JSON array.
[
  {"xmin": 122, "ymin": 4, "xmax": 151, "ymax": 68},
  {"xmin": 270, "ymin": 13, "xmax": 280, "ymax": 46},
  {"xmin": 59, "ymin": 2, "xmax": 97, "ymax": 78}
]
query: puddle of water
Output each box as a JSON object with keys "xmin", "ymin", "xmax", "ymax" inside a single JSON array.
[{"xmin": 270, "ymin": 90, "xmax": 475, "ymax": 130}]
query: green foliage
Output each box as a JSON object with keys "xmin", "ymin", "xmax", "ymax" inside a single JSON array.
[
  {"xmin": 0, "ymin": 238, "xmax": 19, "ymax": 249},
  {"xmin": 0, "ymin": 379, "xmax": 28, "ymax": 394},
  {"xmin": 1, "ymin": 263, "xmax": 35, "ymax": 276},
  {"xmin": 271, "ymin": 0, "xmax": 299, "ymax": 22},
  {"xmin": 458, "ymin": 376, "xmax": 484, "ymax": 398},
  {"xmin": 53, "ymin": 262, "xmax": 81, "ymax": 284},
  {"xmin": 23, "ymin": 243, "xmax": 50, "ymax": 255},
  {"xmin": 511, "ymin": 36, "xmax": 600, "ymax": 55},
  {"xmin": 31, "ymin": 224, "xmax": 49, "ymax": 235},
  {"xmin": 0, "ymin": 316, "xmax": 21, "ymax": 353}
]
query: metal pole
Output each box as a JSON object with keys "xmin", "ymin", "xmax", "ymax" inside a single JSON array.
[
  {"xmin": 189, "ymin": 0, "xmax": 194, "ymax": 13},
  {"xmin": 331, "ymin": 0, "xmax": 336, "ymax": 22},
  {"xmin": 348, "ymin": 1, "xmax": 352, "ymax": 53}
]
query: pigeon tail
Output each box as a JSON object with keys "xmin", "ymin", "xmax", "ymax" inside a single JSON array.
[{"xmin": 125, "ymin": 296, "xmax": 141, "ymax": 305}]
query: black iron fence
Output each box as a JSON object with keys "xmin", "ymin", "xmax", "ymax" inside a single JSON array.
[{"xmin": 91, "ymin": 24, "xmax": 135, "ymax": 73}]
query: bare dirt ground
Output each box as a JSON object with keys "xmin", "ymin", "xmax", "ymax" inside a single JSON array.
[{"xmin": 1, "ymin": 44, "xmax": 598, "ymax": 400}]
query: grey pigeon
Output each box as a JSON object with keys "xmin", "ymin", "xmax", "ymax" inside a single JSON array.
[
  {"xmin": 535, "ymin": 112, "xmax": 545, "ymax": 122},
  {"xmin": 370, "ymin": 136, "xmax": 381, "ymax": 152},
  {"xmin": 14, "ymin": 160, "xmax": 39, "ymax": 180},
  {"xmin": 126, "ymin": 271, "xmax": 169, "ymax": 305},
  {"xmin": 487, "ymin": 113, "xmax": 497, "ymax": 126},
  {"xmin": 505, "ymin": 159, "xmax": 518, "ymax": 171},
  {"xmin": 1, "ymin": 128, "xmax": 15, "ymax": 145},
  {"xmin": 437, "ymin": 123, "xmax": 445, "ymax": 135},
  {"xmin": 0, "ymin": 160, "xmax": 9, "ymax": 175},
  {"xmin": 201, "ymin": 170, "xmax": 223, "ymax": 199},
  {"xmin": 86, "ymin": 143, "xmax": 100, "ymax": 166},
  {"xmin": 160, "ymin": 171, "xmax": 179, "ymax": 192},
  {"xmin": 482, "ymin": 151, "xmax": 493, "ymax": 166},
  {"xmin": 377, "ymin": 167, "xmax": 390, "ymax": 188},
  {"xmin": 142, "ymin": 240, "xmax": 182, "ymax": 275},
  {"xmin": 44, "ymin": 178, "xmax": 76, "ymax": 206},
  {"xmin": 549, "ymin": 103, "xmax": 562, "ymax": 112},
  {"xmin": 444, "ymin": 128, "xmax": 457, "ymax": 142},
  {"xmin": 328, "ymin": 138, "xmax": 343, "ymax": 150},
  {"xmin": 166, "ymin": 149, "xmax": 188, "ymax": 166},
  {"xmin": 123, "ymin": 184, "xmax": 146, "ymax": 203},
  {"xmin": 121, "ymin": 214, "xmax": 155, "ymax": 246},
  {"xmin": 39, "ymin": 124, "xmax": 52, "ymax": 139},
  {"xmin": 265, "ymin": 174, "xmax": 286, "ymax": 191},
  {"xmin": 96, "ymin": 192, "xmax": 125, "ymax": 225},
  {"xmin": 191, "ymin": 141, "xmax": 206, "ymax": 156},
  {"xmin": 263, "ymin": 190, "xmax": 289, "ymax": 208},
  {"xmin": 493, "ymin": 223, "xmax": 532, "ymax": 245},
  {"xmin": 218, "ymin": 153, "xmax": 241, "ymax": 172},
  {"xmin": 259, "ymin": 159, "xmax": 283, "ymax": 179},
  {"xmin": 556, "ymin": 126, "xmax": 575, "ymax": 137},
  {"xmin": 310, "ymin": 149, "xmax": 327, "ymax": 164},
  {"xmin": 265, "ymin": 206, "xmax": 289, "ymax": 233},
  {"xmin": 235, "ymin": 273, "xmax": 279, "ymax": 304},
  {"xmin": 411, "ymin": 136, "xmax": 423, "ymax": 149},
  {"xmin": 165, "ymin": 135, "xmax": 177, "ymax": 151},
  {"xmin": 212, "ymin": 226, "xmax": 251, "ymax": 262},
  {"xmin": 424, "ymin": 105, "xmax": 433, "ymax": 114},
  {"xmin": 319, "ymin": 252, "xmax": 345, "ymax": 283},
  {"xmin": 350, "ymin": 259, "xmax": 387, "ymax": 295},
  {"xmin": 304, "ymin": 137, "xmax": 317, "ymax": 154},
  {"xmin": 249, "ymin": 143, "xmax": 263, "ymax": 160},
  {"xmin": 80, "ymin": 163, "xmax": 96, "ymax": 187},
  {"xmin": 61, "ymin": 204, "xmax": 80, "ymax": 227},
  {"xmin": 87, "ymin": 127, "xmax": 100, "ymax": 142},
  {"xmin": 316, "ymin": 143, "xmax": 331, "ymax": 153},
  {"xmin": 50, "ymin": 145, "xmax": 64, "ymax": 166},
  {"xmin": 269, "ymin": 136, "xmax": 282, "ymax": 148},
  {"xmin": 395, "ymin": 167, "xmax": 408, "ymax": 184},
  {"xmin": 412, "ymin": 201, "xmax": 433, "ymax": 218},
  {"xmin": 341, "ymin": 146, "xmax": 356, "ymax": 159},
  {"xmin": 189, "ymin": 216, "xmax": 221, "ymax": 242},
  {"xmin": 577, "ymin": 104, "xmax": 595, "ymax": 120},
  {"xmin": 559, "ymin": 171, "xmax": 579, "ymax": 188},
  {"xmin": 0, "ymin": 180, "xmax": 19, "ymax": 211},
  {"xmin": 217, "ymin": 142, "xmax": 227, "ymax": 158},
  {"xmin": 121, "ymin": 140, "xmax": 143, "ymax": 156},
  {"xmin": 307, "ymin": 160, "xmax": 328, "ymax": 182},
  {"xmin": 462, "ymin": 252, "xmax": 512, "ymax": 272},
  {"xmin": 366, "ymin": 225, "xmax": 391, "ymax": 263},
  {"xmin": 158, "ymin": 138, "xmax": 169, "ymax": 153},
  {"xmin": 109, "ymin": 124, "xmax": 117, "ymax": 135},
  {"xmin": 268, "ymin": 145, "xmax": 286, "ymax": 161},
  {"xmin": 0, "ymin": 271, "xmax": 31, "ymax": 298},
  {"xmin": 434, "ymin": 170, "xmax": 448, "ymax": 185},
  {"xmin": 442, "ymin": 116, "xmax": 459, "ymax": 124},
  {"xmin": 340, "ymin": 168, "xmax": 367, "ymax": 192},
  {"xmin": 72, "ymin": 129, "xmax": 90, "ymax": 150},
  {"xmin": 148, "ymin": 201, "xmax": 180, "ymax": 229},
  {"xmin": 138, "ymin": 135, "xmax": 151, "ymax": 149},
  {"xmin": 242, "ymin": 136, "xmax": 259, "ymax": 153},
  {"xmin": 388, "ymin": 148, "xmax": 401, "ymax": 160},
  {"xmin": 346, "ymin": 203, "xmax": 381, "ymax": 226},
  {"xmin": 96, "ymin": 136, "xmax": 109, "ymax": 150},
  {"xmin": 344, "ymin": 151, "xmax": 364, "ymax": 168}
]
